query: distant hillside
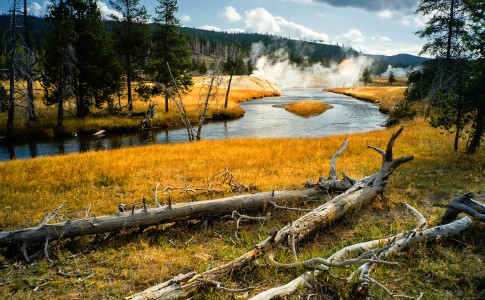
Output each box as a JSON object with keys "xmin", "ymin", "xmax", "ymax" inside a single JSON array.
[
  {"xmin": 368, "ymin": 53, "xmax": 430, "ymax": 67},
  {"xmin": 180, "ymin": 27, "xmax": 357, "ymax": 66}
]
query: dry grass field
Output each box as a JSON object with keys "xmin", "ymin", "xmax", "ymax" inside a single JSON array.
[
  {"xmin": 325, "ymin": 86, "xmax": 407, "ymax": 113},
  {"xmin": 285, "ymin": 100, "xmax": 331, "ymax": 117},
  {"xmin": 0, "ymin": 85, "xmax": 483, "ymax": 299}
]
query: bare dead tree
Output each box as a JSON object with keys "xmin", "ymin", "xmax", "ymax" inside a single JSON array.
[
  {"xmin": 196, "ymin": 63, "xmax": 223, "ymax": 140},
  {"xmin": 165, "ymin": 61, "xmax": 224, "ymax": 142},
  {"xmin": 6, "ymin": 0, "xmax": 38, "ymax": 139}
]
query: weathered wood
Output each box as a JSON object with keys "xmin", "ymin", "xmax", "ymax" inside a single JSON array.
[
  {"xmin": 126, "ymin": 127, "xmax": 414, "ymax": 300},
  {"xmin": 442, "ymin": 193, "xmax": 485, "ymax": 223},
  {"xmin": 0, "ymin": 189, "xmax": 322, "ymax": 247},
  {"xmin": 250, "ymin": 215, "xmax": 472, "ymax": 300}
]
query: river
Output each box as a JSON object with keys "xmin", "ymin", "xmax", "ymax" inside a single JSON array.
[{"xmin": 0, "ymin": 88, "xmax": 387, "ymax": 161}]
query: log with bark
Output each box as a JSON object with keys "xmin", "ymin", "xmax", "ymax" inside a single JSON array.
[
  {"xmin": 126, "ymin": 127, "xmax": 414, "ymax": 300},
  {"xmin": 0, "ymin": 189, "xmax": 322, "ymax": 248},
  {"xmin": 441, "ymin": 193, "xmax": 485, "ymax": 224}
]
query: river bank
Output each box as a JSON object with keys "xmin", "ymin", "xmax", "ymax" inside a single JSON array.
[
  {"xmin": 324, "ymin": 86, "xmax": 407, "ymax": 113},
  {"xmin": 0, "ymin": 76, "xmax": 282, "ymax": 142}
]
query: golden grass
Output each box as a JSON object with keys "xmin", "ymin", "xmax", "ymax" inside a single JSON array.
[
  {"xmin": 371, "ymin": 76, "xmax": 408, "ymax": 87},
  {"xmin": 0, "ymin": 118, "xmax": 483, "ymax": 299},
  {"xmin": 0, "ymin": 83, "xmax": 483, "ymax": 299},
  {"xmin": 285, "ymin": 101, "xmax": 331, "ymax": 117},
  {"xmin": 325, "ymin": 86, "xmax": 407, "ymax": 113}
]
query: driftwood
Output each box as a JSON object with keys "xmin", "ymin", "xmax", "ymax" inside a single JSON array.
[
  {"xmin": 126, "ymin": 127, "xmax": 414, "ymax": 300},
  {"xmin": 442, "ymin": 193, "xmax": 485, "ymax": 224}
]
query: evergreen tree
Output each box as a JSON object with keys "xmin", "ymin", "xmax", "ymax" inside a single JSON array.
[
  {"xmin": 360, "ymin": 67, "xmax": 372, "ymax": 86},
  {"xmin": 109, "ymin": 0, "xmax": 150, "ymax": 111},
  {"xmin": 42, "ymin": 0, "xmax": 78, "ymax": 131},
  {"xmin": 0, "ymin": 83, "xmax": 7, "ymax": 112},
  {"xmin": 246, "ymin": 60, "xmax": 253, "ymax": 75},
  {"xmin": 151, "ymin": 0, "xmax": 192, "ymax": 112},
  {"xmin": 70, "ymin": 0, "xmax": 123, "ymax": 118},
  {"xmin": 461, "ymin": 0, "xmax": 485, "ymax": 153},
  {"xmin": 407, "ymin": 0, "xmax": 484, "ymax": 153},
  {"xmin": 416, "ymin": 0, "xmax": 468, "ymax": 59},
  {"xmin": 388, "ymin": 71, "xmax": 396, "ymax": 86}
]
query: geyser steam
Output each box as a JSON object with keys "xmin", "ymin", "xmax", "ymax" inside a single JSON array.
[{"xmin": 250, "ymin": 42, "xmax": 373, "ymax": 88}]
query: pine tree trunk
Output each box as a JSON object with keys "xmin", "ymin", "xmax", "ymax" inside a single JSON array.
[
  {"xmin": 127, "ymin": 56, "xmax": 133, "ymax": 111},
  {"xmin": 467, "ymin": 106, "xmax": 484, "ymax": 154}
]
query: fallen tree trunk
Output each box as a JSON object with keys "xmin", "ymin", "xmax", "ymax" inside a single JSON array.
[
  {"xmin": 0, "ymin": 189, "xmax": 322, "ymax": 248},
  {"xmin": 442, "ymin": 193, "xmax": 485, "ymax": 223},
  {"xmin": 127, "ymin": 127, "xmax": 414, "ymax": 300},
  {"xmin": 250, "ymin": 204, "xmax": 472, "ymax": 300}
]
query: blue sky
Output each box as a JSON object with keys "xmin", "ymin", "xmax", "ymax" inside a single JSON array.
[{"xmin": 1, "ymin": 0, "xmax": 428, "ymax": 56}]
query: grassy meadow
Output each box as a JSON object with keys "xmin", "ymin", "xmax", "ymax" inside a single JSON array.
[{"xmin": 0, "ymin": 84, "xmax": 483, "ymax": 299}]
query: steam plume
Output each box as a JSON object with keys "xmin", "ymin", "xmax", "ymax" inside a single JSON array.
[{"xmin": 250, "ymin": 42, "xmax": 374, "ymax": 88}]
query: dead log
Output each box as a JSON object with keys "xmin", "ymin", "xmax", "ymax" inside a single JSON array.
[
  {"xmin": 441, "ymin": 193, "xmax": 485, "ymax": 224},
  {"xmin": 0, "ymin": 189, "xmax": 322, "ymax": 248},
  {"xmin": 126, "ymin": 127, "xmax": 414, "ymax": 300},
  {"xmin": 249, "ymin": 203, "xmax": 471, "ymax": 300}
]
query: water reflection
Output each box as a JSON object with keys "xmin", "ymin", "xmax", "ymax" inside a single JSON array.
[{"xmin": 0, "ymin": 88, "xmax": 387, "ymax": 161}]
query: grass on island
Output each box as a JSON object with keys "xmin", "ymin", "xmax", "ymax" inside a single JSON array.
[
  {"xmin": 0, "ymin": 77, "xmax": 281, "ymax": 140},
  {"xmin": 285, "ymin": 100, "xmax": 331, "ymax": 117},
  {"xmin": 0, "ymin": 84, "xmax": 483, "ymax": 299}
]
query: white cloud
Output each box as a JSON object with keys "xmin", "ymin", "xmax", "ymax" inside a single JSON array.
[
  {"xmin": 97, "ymin": 1, "xmax": 122, "ymax": 19},
  {"xmin": 227, "ymin": 28, "xmax": 245, "ymax": 33},
  {"xmin": 377, "ymin": 10, "xmax": 393, "ymax": 19},
  {"xmin": 245, "ymin": 8, "xmax": 281, "ymax": 34},
  {"xmin": 282, "ymin": 0, "xmax": 313, "ymax": 3},
  {"xmin": 339, "ymin": 29, "xmax": 365, "ymax": 43},
  {"xmin": 28, "ymin": 1, "xmax": 51, "ymax": 17},
  {"xmin": 371, "ymin": 35, "xmax": 391, "ymax": 42},
  {"xmin": 222, "ymin": 6, "xmax": 242, "ymax": 23},
  {"xmin": 244, "ymin": 8, "xmax": 329, "ymax": 42},
  {"xmin": 29, "ymin": 3, "xmax": 43, "ymax": 16},
  {"xmin": 377, "ymin": 10, "xmax": 427, "ymax": 28},
  {"xmin": 181, "ymin": 15, "xmax": 191, "ymax": 22},
  {"xmin": 199, "ymin": 25, "xmax": 222, "ymax": 32}
]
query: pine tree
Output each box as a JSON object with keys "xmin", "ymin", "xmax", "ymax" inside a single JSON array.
[
  {"xmin": 109, "ymin": 0, "xmax": 150, "ymax": 111},
  {"xmin": 360, "ymin": 67, "xmax": 372, "ymax": 86},
  {"xmin": 152, "ymin": 0, "xmax": 193, "ymax": 112},
  {"xmin": 69, "ymin": 0, "xmax": 123, "ymax": 118},
  {"xmin": 388, "ymin": 71, "xmax": 396, "ymax": 86},
  {"xmin": 42, "ymin": 0, "xmax": 78, "ymax": 132}
]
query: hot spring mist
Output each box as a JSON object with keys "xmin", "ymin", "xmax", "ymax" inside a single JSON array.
[{"xmin": 249, "ymin": 41, "xmax": 374, "ymax": 88}]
